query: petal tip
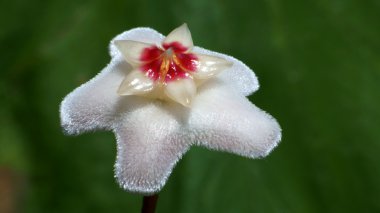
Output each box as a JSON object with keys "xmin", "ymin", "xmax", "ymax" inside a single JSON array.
[
  {"xmin": 180, "ymin": 22, "xmax": 189, "ymax": 29},
  {"xmin": 113, "ymin": 39, "xmax": 127, "ymax": 50},
  {"xmin": 178, "ymin": 97, "xmax": 193, "ymax": 107},
  {"xmin": 164, "ymin": 79, "xmax": 196, "ymax": 107},
  {"xmin": 255, "ymin": 118, "xmax": 282, "ymax": 158},
  {"xmin": 226, "ymin": 61, "xmax": 234, "ymax": 67},
  {"xmin": 164, "ymin": 23, "xmax": 193, "ymax": 50},
  {"xmin": 261, "ymin": 130, "xmax": 282, "ymax": 158}
]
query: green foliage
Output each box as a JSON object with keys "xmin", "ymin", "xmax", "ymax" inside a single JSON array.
[{"xmin": 1, "ymin": 0, "xmax": 379, "ymax": 212}]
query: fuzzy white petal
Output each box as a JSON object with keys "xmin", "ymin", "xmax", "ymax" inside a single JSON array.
[
  {"xmin": 192, "ymin": 54, "xmax": 233, "ymax": 79},
  {"xmin": 192, "ymin": 46, "xmax": 259, "ymax": 96},
  {"xmin": 163, "ymin": 23, "xmax": 193, "ymax": 51},
  {"xmin": 188, "ymin": 80, "xmax": 281, "ymax": 158},
  {"xmin": 110, "ymin": 28, "xmax": 165, "ymax": 58},
  {"xmin": 114, "ymin": 103, "xmax": 190, "ymax": 194},
  {"xmin": 114, "ymin": 40, "xmax": 155, "ymax": 66},
  {"xmin": 60, "ymin": 56, "xmax": 130, "ymax": 134},
  {"xmin": 165, "ymin": 79, "xmax": 196, "ymax": 107},
  {"xmin": 118, "ymin": 70, "xmax": 155, "ymax": 95}
]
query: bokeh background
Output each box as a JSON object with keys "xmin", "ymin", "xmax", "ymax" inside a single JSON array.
[{"xmin": 1, "ymin": 0, "xmax": 379, "ymax": 212}]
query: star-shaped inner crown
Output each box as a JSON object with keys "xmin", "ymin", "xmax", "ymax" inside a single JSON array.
[{"xmin": 114, "ymin": 24, "xmax": 232, "ymax": 107}]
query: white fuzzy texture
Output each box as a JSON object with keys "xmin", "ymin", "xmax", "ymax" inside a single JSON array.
[{"xmin": 60, "ymin": 27, "xmax": 281, "ymax": 194}]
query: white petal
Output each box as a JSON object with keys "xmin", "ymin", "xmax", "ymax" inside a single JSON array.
[
  {"xmin": 110, "ymin": 28, "xmax": 165, "ymax": 58},
  {"xmin": 163, "ymin": 23, "xmax": 193, "ymax": 51},
  {"xmin": 165, "ymin": 79, "xmax": 196, "ymax": 107},
  {"xmin": 192, "ymin": 46, "xmax": 259, "ymax": 96},
  {"xmin": 114, "ymin": 40, "xmax": 155, "ymax": 66},
  {"xmin": 114, "ymin": 104, "xmax": 190, "ymax": 194},
  {"xmin": 118, "ymin": 70, "xmax": 155, "ymax": 95},
  {"xmin": 192, "ymin": 54, "xmax": 233, "ymax": 79},
  {"xmin": 60, "ymin": 56, "xmax": 131, "ymax": 134},
  {"xmin": 188, "ymin": 81, "xmax": 281, "ymax": 158}
]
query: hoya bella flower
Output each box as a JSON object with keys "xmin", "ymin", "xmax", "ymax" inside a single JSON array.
[{"xmin": 60, "ymin": 24, "xmax": 281, "ymax": 194}]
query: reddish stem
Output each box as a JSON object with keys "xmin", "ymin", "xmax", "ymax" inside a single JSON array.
[{"xmin": 141, "ymin": 194, "xmax": 159, "ymax": 213}]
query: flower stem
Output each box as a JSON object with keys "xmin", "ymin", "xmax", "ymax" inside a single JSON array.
[{"xmin": 141, "ymin": 194, "xmax": 159, "ymax": 213}]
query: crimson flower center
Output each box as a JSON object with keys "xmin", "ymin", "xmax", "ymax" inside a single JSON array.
[{"xmin": 139, "ymin": 42, "xmax": 198, "ymax": 82}]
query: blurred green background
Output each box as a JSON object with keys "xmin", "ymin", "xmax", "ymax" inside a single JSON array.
[{"xmin": 1, "ymin": 0, "xmax": 380, "ymax": 212}]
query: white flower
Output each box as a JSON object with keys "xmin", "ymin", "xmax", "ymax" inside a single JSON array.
[{"xmin": 60, "ymin": 24, "xmax": 281, "ymax": 194}]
